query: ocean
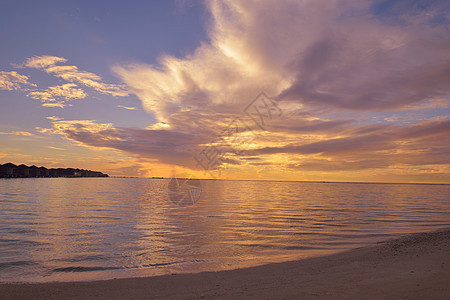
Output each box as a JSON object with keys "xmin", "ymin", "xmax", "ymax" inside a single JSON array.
[{"xmin": 0, "ymin": 178, "xmax": 449, "ymax": 283}]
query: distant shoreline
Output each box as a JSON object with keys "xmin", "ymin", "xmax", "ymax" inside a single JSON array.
[
  {"xmin": 1, "ymin": 227, "xmax": 448, "ymax": 299},
  {"xmin": 110, "ymin": 176, "xmax": 449, "ymax": 186},
  {"xmin": 0, "ymin": 177, "xmax": 109, "ymax": 179},
  {"xmin": 0, "ymin": 162, "xmax": 108, "ymax": 178},
  {"xmin": 2, "ymin": 176, "xmax": 448, "ymax": 185}
]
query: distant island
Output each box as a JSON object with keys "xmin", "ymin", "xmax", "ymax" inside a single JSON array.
[{"xmin": 0, "ymin": 163, "xmax": 108, "ymax": 178}]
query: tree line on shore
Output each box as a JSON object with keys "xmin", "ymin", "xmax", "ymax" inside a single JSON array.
[{"xmin": 0, "ymin": 162, "xmax": 108, "ymax": 178}]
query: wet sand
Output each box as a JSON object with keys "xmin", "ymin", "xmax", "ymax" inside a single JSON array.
[{"xmin": 1, "ymin": 228, "xmax": 449, "ymax": 299}]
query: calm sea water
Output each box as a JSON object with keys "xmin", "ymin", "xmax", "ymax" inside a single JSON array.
[{"xmin": 0, "ymin": 178, "xmax": 449, "ymax": 283}]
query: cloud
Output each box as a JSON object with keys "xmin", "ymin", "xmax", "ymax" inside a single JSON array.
[
  {"xmin": 250, "ymin": 118, "xmax": 450, "ymax": 170},
  {"xmin": 0, "ymin": 131, "xmax": 34, "ymax": 136},
  {"xmin": 22, "ymin": 55, "xmax": 129, "ymax": 97},
  {"xmin": 47, "ymin": 146, "xmax": 65, "ymax": 150},
  {"xmin": 49, "ymin": 120, "xmax": 208, "ymax": 168},
  {"xmin": 46, "ymin": 116, "xmax": 63, "ymax": 121},
  {"xmin": 0, "ymin": 55, "xmax": 130, "ymax": 107},
  {"xmin": 0, "ymin": 71, "xmax": 36, "ymax": 90},
  {"xmin": 11, "ymin": 1, "xmax": 446, "ymax": 181},
  {"xmin": 113, "ymin": 16, "xmax": 289, "ymax": 122},
  {"xmin": 28, "ymin": 83, "xmax": 87, "ymax": 107},
  {"xmin": 52, "ymin": 120, "xmax": 116, "ymax": 136},
  {"xmin": 106, "ymin": 0, "xmax": 449, "ymax": 181},
  {"xmin": 117, "ymin": 105, "xmax": 137, "ymax": 110},
  {"xmin": 41, "ymin": 114, "xmax": 449, "ymax": 176},
  {"xmin": 41, "ymin": 102, "xmax": 69, "ymax": 108},
  {"xmin": 255, "ymin": 134, "xmax": 394, "ymax": 155},
  {"xmin": 20, "ymin": 56, "xmax": 67, "ymax": 69},
  {"xmin": 279, "ymin": 29, "xmax": 450, "ymax": 110},
  {"xmin": 114, "ymin": 0, "xmax": 449, "ymax": 124}
]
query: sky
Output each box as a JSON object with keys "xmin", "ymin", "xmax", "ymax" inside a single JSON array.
[{"xmin": 0, "ymin": 0, "xmax": 449, "ymax": 183}]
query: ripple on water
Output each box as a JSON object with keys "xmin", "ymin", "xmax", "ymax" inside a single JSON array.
[{"xmin": 0, "ymin": 178, "xmax": 449, "ymax": 282}]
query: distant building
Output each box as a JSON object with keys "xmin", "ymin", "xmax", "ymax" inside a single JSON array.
[
  {"xmin": 0, "ymin": 162, "xmax": 17, "ymax": 177},
  {"xmin": 17, "ymin": 164, "xmax": 30, "ymax": 177},
  {"xmin": 0, "ymin": 163, "xmax": 108, "ymax": 178},
  {"xmin": 29, "ymin": 165, "xmax": 40, "ymax": 177},
  {"xmin": 39, "ymin": 166, "xmax": 49, "ymax": 177}
]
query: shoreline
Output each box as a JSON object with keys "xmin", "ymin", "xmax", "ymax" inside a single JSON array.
[{"xmin": 1, "ymin": 228, "xmax": 449, "ymax": 299}]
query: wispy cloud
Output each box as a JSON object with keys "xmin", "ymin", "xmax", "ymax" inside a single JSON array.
[
  {"xmin": 0, "ymin": 71, "xmax": 36, "ymax": 91},
  {"xmin": 18, "ymin": 56, "xmax": 67, "ymax": 69},
  {"xmin": 0, "ymin": 131, "xmax": 34, "ymax": 136},
  {"xmin": 47, "ymin": 146, "xmax": 65, "ymax": 150},
  {"xmin": 1, "ymin": 55, "xmax": 129, "ymax": 108},
  {"xmin": 117, "ymin": 105, "xmax": 137, "ymax": 110},
  {"xmin": 41, "ymin": 102, "xmax": 69, "ymax": 108},
  {"xmin": 21, "ymin": 55, "xmax": 129, "ymax": 97},
  {"xmin": 28, "ymin": 83, "xmax": 87, "ymax": 107},
  {"xmin": 46, "ymin": 116, "xmax": 63, "ymax": 121}
]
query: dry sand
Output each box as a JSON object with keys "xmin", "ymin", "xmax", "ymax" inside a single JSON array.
[{"xmin": 1, "ymin": 228, "xmax": 449, "ymax": 299}]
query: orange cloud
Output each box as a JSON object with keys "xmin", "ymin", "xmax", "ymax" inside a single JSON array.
[
  {"xmin": 0, "ymin": 71, "xmax": 35, "ymax": 90},
  {"xmin": 117, "ymin": 105, "xmax": 137, "ymax": 110},
  {"xmin": 28, "ymin": 83, "xmax": 87, "ymax": 107},
  {"xmin": 0, "ymin": 131, "xmax": 34, "ymax": 136},
  {"xmin": 22, "ymin": 55, "xmax": 129, "ymax": 97}
]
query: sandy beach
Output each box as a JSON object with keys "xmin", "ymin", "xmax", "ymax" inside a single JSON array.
[{"xmin": 1, "ymin": 228, "xmax": 449, "ymax": 299}]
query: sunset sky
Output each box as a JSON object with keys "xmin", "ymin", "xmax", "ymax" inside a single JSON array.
[{"xmin": 1, "ymin": 0, "xmax": 449, "ymax": 183}]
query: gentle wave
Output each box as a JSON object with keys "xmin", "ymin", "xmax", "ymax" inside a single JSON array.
[
  {"xmin": 52, "ymin": 266, "xmax": 121, "ymax": 273},
  {"xmin": 0, "ymin": 261, "xmax": 39, "ymax": 270},
  {"xmin": 51, "ymin": 259, "xmax": 207, "ymax": 273}
]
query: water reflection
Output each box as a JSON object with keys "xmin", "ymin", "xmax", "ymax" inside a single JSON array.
[{"xmin": 0, "ymin": 178, "xmax": 449, "ymax": 282}]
